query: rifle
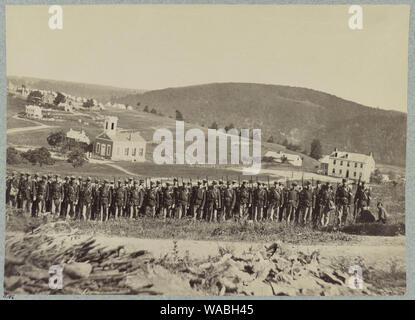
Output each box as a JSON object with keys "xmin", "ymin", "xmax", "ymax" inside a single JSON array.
[{"xmin": 267, "ymin": 176, "xmax": 270, "ymax": 188}]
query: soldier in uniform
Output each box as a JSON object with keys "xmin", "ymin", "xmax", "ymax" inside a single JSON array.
[
  {"xmin": 354, "ymin": 181, "xmax": 371, "ymax": 220},
  {"xmin": 156, "ymin": 180, "xmax": 164, "ymax": 218},
  {"xmin": 7, "ymin": 171, "xmax": 20, "ymax": 208},
  {"xmin": 60, "ymin": 176, "xmax": 69, "ymax": 218},
  {"xmin": 206, "ymin": 181, "xmax": 220, "ymax": 223},
  {"xmin": 176, "ymin": 183, "xmax": 190, "ymax": 219},
  {"xmin": 50, "ymin": 174, "xmax": 63, "ymax": 217},
  {"xmin": 222, "ymin": 181, "xmax": 236, "ymax": 221},
  {"xmin": 299, "ymin": 181, "xmax": 313, "ymax": 225},
  {"xmin": 128, "ymin": 180, "xmax": 143, "ymax": 219},
  {"xmin": 162, "ymin": 182, "xmax": 175, "ymax": 220},
  {"xmin": 286, "ymin": 183, "xmax": 299, "ymax": 225},
  {"xmin": 114, "ymin": 180, "xmax": 127, "ymax": 220},
  {"xmin": 99, "ymin": 179, "xmax": 112, "ymax": 222},
  {"xmin": 147, "ymin": 181, "xmax": 159, "ymax": 218},
  {"xmin": 267, "ymin": 181, "xmax": 281, "ymax": 221},
  {"xmin": 320, "ymin": 183, "xmax": 335, "ymax": 227},
  {"xmin": 254, "ymin": 183, "xmax": 267, "ymax": 222},
  {"xmin": 238, "ymin": 181, "xmax": 251, "ymax": 221},
  {"xmin": 34, "ymin": 175, "xmax": 48, "ymax": 217},
  {"xmin": 312, "ymin": 180, "xmax": 322, "ymax": 227},
  {"xmin": 45, "ymin": 174, "xmax": 53, "ymax": 213},
  {"xmin": 192, "ymin": 180, "xmax": 206, "ymax": 221},
  {"xmin": 335, "ymin": 178, "xmax": 353, "ymax": 227},
  {"xmin": 79, "ymin": 177, "xmax": 93, "ymax": 220},
  {"xmin": 66, "ymin": 176, "xmax": 79, "ymax": 220},
  {"xmin": 91, "ymin": 179, "xmax": 100, "ymax": 220},
  {"xmin": 18, "ymin": 173, "xmax": 31, "ymax": 214}
]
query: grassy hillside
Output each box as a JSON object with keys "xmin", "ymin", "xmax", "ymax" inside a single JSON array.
[
  {"xmin": 116, "ymin": 83, "xmax": 407, "ymax": 166},
  {"xmin": 7, "ymin": 93, "xmax": 320, "ymax": 174},
  {"xmin": 7, "ymin": 76, "xmax": 144, "ymax": 103}
]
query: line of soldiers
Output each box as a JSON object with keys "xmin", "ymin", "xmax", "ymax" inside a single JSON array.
[{"xmin": 5, "ymin": 171, "xmax": 372, "ymax": 227}]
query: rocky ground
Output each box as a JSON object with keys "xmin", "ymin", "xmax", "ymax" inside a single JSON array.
[{"xmin": 4, "ymin": 220, "xmax": 406, "ymax": 296}]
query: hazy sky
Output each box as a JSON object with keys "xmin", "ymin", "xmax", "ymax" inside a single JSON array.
[{"xmin": 6, "ymin": 4, "xmax": 410, "ymax": 112}]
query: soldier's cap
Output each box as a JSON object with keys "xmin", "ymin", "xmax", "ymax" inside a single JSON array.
[
  {"xmin": 125, "ymin": 178, "xmax": 129, "ymax": 183},
  {"xmin": 232, "ymin": 180, "xmax": 237, "ymax": 184},
  {"xmin": 187, "ymin": 182, "xmax": 192, "ymax": 185},
  {"xmin": 212, "ymin": 181, "xmax": 217, "ymax": 185},
  {"xmin": 104, "ymin": 179, "xmax": 109, "ymax": 183},
  {"xmin": 219, "ymin": 180, "xmax": 223, "ymax": 184},
  {"xmin": 156, "ymin": 180, "xmax": 161, "ymax": 185},
  {"xmin": 78, "ymin": 176, "xmax": 82, "ymax": 180},
  {"xmin": 25, "ymin": 173, "xmax": 30, "ymax": 176},
  {"xmin": 342, "ymin": 178, "xmax": 347, "ymax": 183},
  {"xmin": 34, "ymin": 173, "xmax": 39, "ymax": 177},
  {"xmin": 86, "ymin": 177, "xmax": 91, "ymax": 181},
  {"xmin": 202, "ymin": 179, "xmax": 207, "ymax": 183},
  {"xmin": 242, "ymin": 180, "xmax": 247, "ymax": 184},
  {"xmin": 54, "ymin": 174, "xmax": 59, "ymax": 178},
  {"xmin": 42, "ymin": 175, "xmax": 47, "ymax": 179},
  {"xmin": 129, "ymin": 177, "xmax": 133, "ymax": 181},
  {"xmin": 133, "ymin": 180, "xmax": 138, "ymax": 184},
  {"xmin": 70, "ymin": 176, "xmax": 76, "ymax": 180},
  {"xmin": 64, "ymin": 176, "xmax": 69, "ymax": 180},
  {"xmin": 197, "ymin": 181, "xmax": 202, "ymax": 185},
  {"xmin": 166, "ymin": 182, "xmax": 170, "ymax": 186},
  {"xmin": 306, "ymin": 181, "xmax": 311, "ymax": 185},
  {"xmin": 118, "ymin": 179, "xmax": 122, "ymax": 182},
  {"xmin": 173, "ymin": 178, "xmax": 178, "ymax": 182},
  {"xmin": 12, "ymin": 171, "xmax": 17, "ymax": 175},
  {"xmin": 139, "ymin": 179, "xmax": 144, "ymax": 183},
  {"xmin": 316, "ymin": 180, "xmax": 321, "ymax": 184},
  {"xmin": 292, "ymin": 182, "xmax": 297, "ymax": 186},
  {"xmin": 274, "ymin": 181, "xmax": 278, "ymax": 185},
  {"xmin": 95, "ymin": 178, "xmax": 99, "ymax": 183},
  {"xmin": 48, "ymin": 174, "xmax": 52, "ymax": 178}
]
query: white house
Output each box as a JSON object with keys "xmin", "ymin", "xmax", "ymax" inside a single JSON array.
[
  {"xmin": 93, "ymin": 116, "xmax": 146, "ymax": 162},
  {"xmin": 326, "ymin": 148, "xmax": 375, "ymax": 182},
  {"xmin": 264, "ymin": 150, "xmax": 303, "ymax": 167},
  {"xmin": 25, "ymin": 105, "xmax": 43, "ymax": 119},
  {"xmin": 66, "ymin": 128, "xmax": 91, "ymax": 144}
]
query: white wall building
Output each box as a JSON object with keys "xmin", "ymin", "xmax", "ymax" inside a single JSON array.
[
  {"xmin": 93, "ymin": 116, "xmax": 146, "ymax": 162},
  {"xmin": 25, "ymin": 105, "xmax": 43, "ymax": 119},
  {"xmin": 66, "ymin": 128, "xmax": 91, "ymax": 144},
  {"xmin": 326, "ymin": 148, "xmax": 375, "ymax": 182}
]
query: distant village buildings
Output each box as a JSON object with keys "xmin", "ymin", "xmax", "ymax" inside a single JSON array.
[
  {"xmin": 264, "ymin": 150, "xmax": 303, "ymax": 167},
  {"xmin": 66, "ymin": 128, "xmax": 91, "ymax": 144},
  {"xmin": 25, "ymin": 105, "xmax": 43, "ymax": 119},
  {"xmin": 320, "ymin": 148, "xmax": 375, "ymax": 182},
  {"xmin": 93, "ymin": 116, "xmax": 146, "ymax": 162}
]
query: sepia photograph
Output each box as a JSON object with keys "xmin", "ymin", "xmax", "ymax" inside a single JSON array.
[{"xmin": 3, "ymin": 4, "xmax": 409, "ymax": 297}]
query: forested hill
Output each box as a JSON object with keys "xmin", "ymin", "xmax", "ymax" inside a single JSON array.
[{"xmin": 116, "ymin": 82, "xmax": 406, "ymax": 166}]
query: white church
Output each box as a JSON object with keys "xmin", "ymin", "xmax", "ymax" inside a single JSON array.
[{"xmin": 93, "ymin": 116, "xmax": 146, "ymax": 162}]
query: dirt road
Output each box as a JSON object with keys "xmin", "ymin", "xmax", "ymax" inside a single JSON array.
[
  {"xmin": 7, "ymin": 115, "xmax": 56, "ymax": 134},
  {"xmin": 81, "ymin": 234, "xmax": 405, "ymax": 272}
]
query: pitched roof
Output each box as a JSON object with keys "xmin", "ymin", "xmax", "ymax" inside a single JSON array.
[
  {"xmin": 329, "ymin": 151, "xmax": 373, "ymax": 163},
  {"xmin": 112, "ymin": 130, "xmax": 146, "ymax": 143},
  {"xmin": 96, "ymin": 130, "xmax": 146, "ymax": 143}
]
